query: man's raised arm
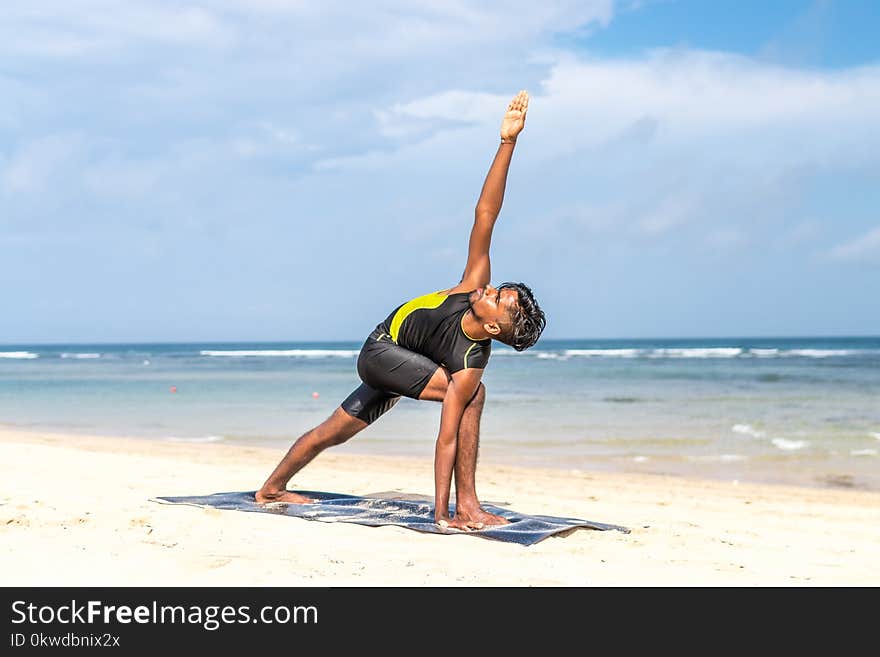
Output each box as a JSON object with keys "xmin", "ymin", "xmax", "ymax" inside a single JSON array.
[{"xmin": 455, "ymin": 90, "xmax": 529, "ymax": 291}]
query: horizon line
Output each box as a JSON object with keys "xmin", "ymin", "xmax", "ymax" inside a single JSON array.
[{"xmin": 3, "ymin": 334, "xmax": 880, "ymax": 348}]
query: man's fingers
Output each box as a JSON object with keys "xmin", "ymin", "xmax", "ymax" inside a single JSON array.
[{"xmin": 510, "ymin": 91, "xmax": 528, "ymax": 114}]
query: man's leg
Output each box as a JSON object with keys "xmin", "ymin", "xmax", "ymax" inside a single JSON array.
[
  {"xmin": 255, "ymin": 407, "xmax": 369, "ymax": 504},
  {"xmin": 257, "ymin": 380, "xmax": 398, "ymax": 504},
  {"xmin": 450, "ymin": 383, "xmax": 507, "ymax": 525},
  {"xmin": 418, "ymin": 372, "xmax": 507, "ymax": 525}
]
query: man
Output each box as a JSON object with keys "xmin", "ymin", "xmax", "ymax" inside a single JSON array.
[{"xmin": 256, "ymin": 90, "xmax": 546, "ymax": 531}]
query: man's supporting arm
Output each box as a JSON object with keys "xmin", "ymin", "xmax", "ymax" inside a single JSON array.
[{"xmin": 433, "ymin": 368, "xmax": 484, "ymax": 530}]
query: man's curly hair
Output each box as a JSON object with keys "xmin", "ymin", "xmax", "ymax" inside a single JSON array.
[{"xmin": 495, "ymin": 282, "xmax": 546, "ymax": 351}]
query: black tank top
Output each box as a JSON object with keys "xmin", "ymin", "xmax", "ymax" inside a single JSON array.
[{"xmin": 376, "ymin": 290, "xmax": 491, "ymax": 373}]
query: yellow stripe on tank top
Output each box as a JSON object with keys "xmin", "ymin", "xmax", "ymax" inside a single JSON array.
[
  {"xmin": 389, "ymin": 290, "xmax": 448, "ymax": 343},
  {"xmin": 463, "ymin": 342, "xmax": 477, "ymax": 369}
]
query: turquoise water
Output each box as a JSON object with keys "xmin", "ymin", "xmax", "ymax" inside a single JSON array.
[{"xmin": 2, "ymin": 337, "xmax": 879, "ymax": 490}]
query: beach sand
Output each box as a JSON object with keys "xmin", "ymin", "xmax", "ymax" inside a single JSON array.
[{"xmin": 2, "ymin": 428, "xmax": 878, "ymax": 586}]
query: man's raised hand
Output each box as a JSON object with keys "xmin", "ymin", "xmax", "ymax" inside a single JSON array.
[{"xmin": 500, "ymin": 90, "xmax": 529, "ymax": 141}]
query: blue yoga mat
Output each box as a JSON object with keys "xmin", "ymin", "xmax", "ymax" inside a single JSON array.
[{"xmin": 152, "ymin": 490, "xmax": 629, "ymax": 546}]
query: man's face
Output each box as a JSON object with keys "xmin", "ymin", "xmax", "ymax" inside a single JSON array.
[{"xmin": 469, "ymin": 284, "xmax": 518, "ymax": 334}]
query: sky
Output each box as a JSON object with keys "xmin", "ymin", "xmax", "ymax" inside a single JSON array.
[{"xmin": 2, "ymin": 0, "xmax": 879, "ymax": 343}]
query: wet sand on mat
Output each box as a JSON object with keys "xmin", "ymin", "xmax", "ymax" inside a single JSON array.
[{"xmin": 2, "ymin": 428, "xmax": 878, "ymax": 586}]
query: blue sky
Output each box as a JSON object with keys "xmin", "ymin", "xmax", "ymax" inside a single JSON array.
[{"xmin": 2, "ymin": 0, "xmax": 879, "ymax": 343}]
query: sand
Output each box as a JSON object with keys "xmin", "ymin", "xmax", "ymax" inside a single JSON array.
[{"xmin": 2, "ymin": 428, "xmax": 878, "ymax": 586}]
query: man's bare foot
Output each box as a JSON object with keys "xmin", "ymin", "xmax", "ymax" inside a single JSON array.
[
  {"xmin": 436, "ymin": 517, "xmax": 484, "ymax": 531},
  {"xmin": 454, "ymin": 504, "xmax": 510, "ymax": 526},
  {"xmin": 255, "ymin": 489, "xmax": 315, "ymax": 504}
]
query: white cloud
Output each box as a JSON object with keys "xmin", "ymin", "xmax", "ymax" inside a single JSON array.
[
  {"xmin": 529, "ymin": 54, "xmax": 880, "ymax": 213},
  {"xmin": 0, "ymin": 1, "xmax": 612, "ymax": 58},
  {"xmin": 375, "ymin": 91, "xmax": 501, "ymax": 139},
  {"xmin": 0, "ymin": 3, "xmax": 233, "ymax": 56},
  {"xmin": 326, "ymin": 50, "xmax": 880, "ymax": 252},
  {"xmin": 372, "ymin": 50, "xmax": 880, "ymax": 157},
  {"xmin": 827, "ymin": 227, "xmax": 880, "ymax": 263},
  {"xmin": 6, "ymin": 16, "xmax": 879, "ymax": 251},
  {"xmin": 318, "ymin": 51, "xmax": 880, "ymax": 186}
]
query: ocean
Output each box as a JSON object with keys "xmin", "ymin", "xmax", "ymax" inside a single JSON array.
[{"xmin": 2, "ymin": 336, "xmax": 879, "ymax": 490}]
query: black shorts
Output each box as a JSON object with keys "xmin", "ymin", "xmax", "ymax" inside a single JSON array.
[{"xmin": 341, "ymin": 327, "xmax": 440, "ymax": 424}]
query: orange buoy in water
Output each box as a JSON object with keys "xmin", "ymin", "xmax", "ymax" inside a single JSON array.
[
  {"xmin": 312, "ymin": 391, "xmax": 319, "ymax": 398},
  {"xmin": 170, "ymin": 386, "xmax": 178, "ymax": 393}
]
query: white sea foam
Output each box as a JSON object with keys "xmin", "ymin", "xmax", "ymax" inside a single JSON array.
[
  {"xmin": 479, "ymin": 346, "xmax": 875, "ymax": 360},
  {"xmin": 870, "ymin": 432, "xmax": 880, "ymax": 441},
  {"xmin": 61, "ymin": 353, "xmax": 101, "ymax": 359},
  {"xmin": 648, "ymin": 348, "xmax": 742, "ymax": 358},
  {"xmin": 164, "ymin": 435, "xmax": 223, "ymax": 443},
  {"xmin": 200, "ymin": 349, "xmax": 359, "ymax": 358},
  {"xmin": 0, "ymin": 351, "xmax": 38, "ymax": 359},
  {"xmin": 850, "ymin": 449, "xmax": 877, "ymax": 457},
  {"xmin": 632, "ymin": 456, "xmax": 649, "ymax": 463},
  {"xmin": 782, "ymin": 349, "xmax": 855, "ymax": 358},
  {"xmin": 732, "ymin": 424, "xmax": 766, "ymax": 438},
  {"xmin": 772, "ymin": 438, "xmax": 807, "ymax": 451}
]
